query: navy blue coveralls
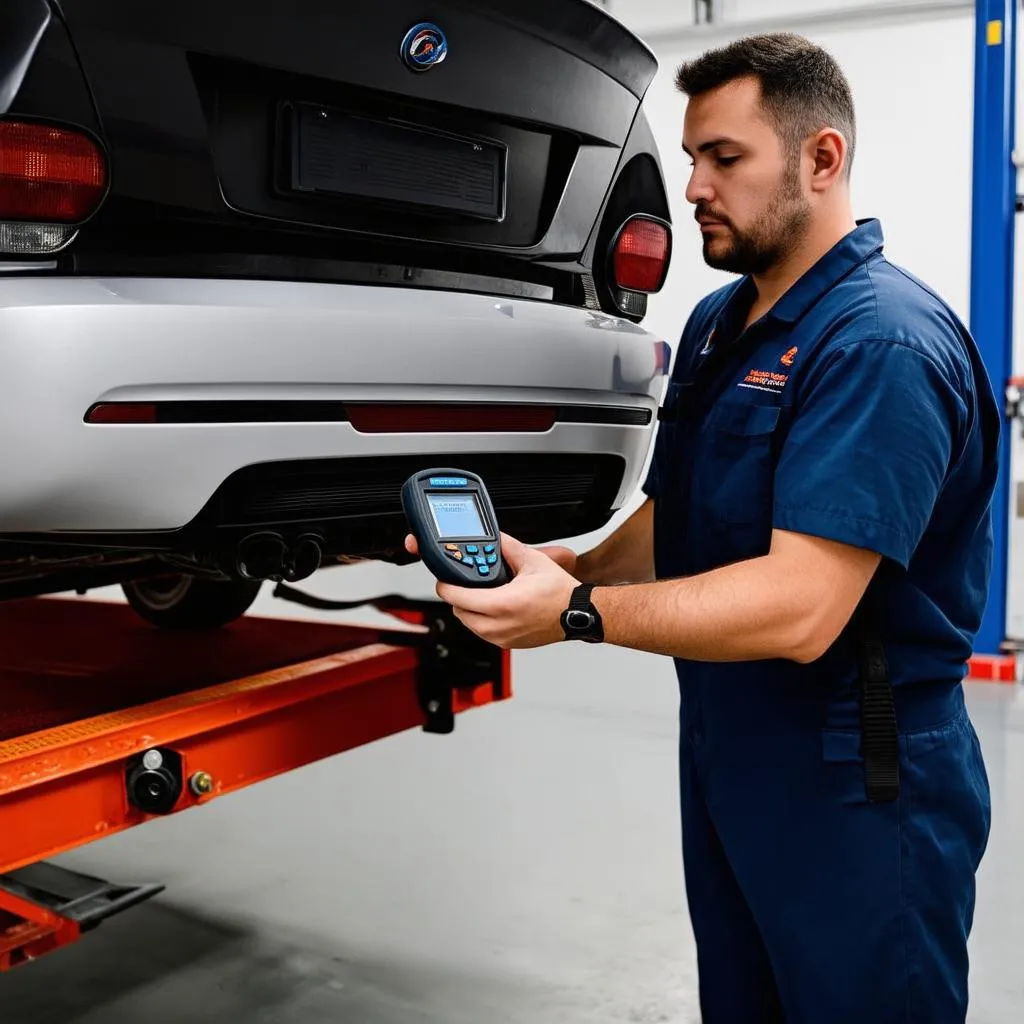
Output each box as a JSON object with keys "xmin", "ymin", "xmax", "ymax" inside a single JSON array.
[{"xmin": 643, "ymin": 221, "xmax": 998, "ymax": 1023}]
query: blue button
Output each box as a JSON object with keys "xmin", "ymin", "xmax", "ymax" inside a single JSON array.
[
  {"xmin": 477, "ymin": 564, "xmax": 490, "ymax": 576},
  {"xmin": 429, "ymin": 477, "xmax": 468, "ymax": 487},
  {"xmin": 465, "ymin": 545, "xmax": 479, "ymax": 554},
  {"xmin": 486, "ymin": 554, "xmax": 497, "ymax": 565},
  {"xmin": 484, "ymin": 544, "xmax": 496, "ymax": 554},
  {"xmin": 475, "ymin": 556, "xmax": 488, "ymax": 565}
]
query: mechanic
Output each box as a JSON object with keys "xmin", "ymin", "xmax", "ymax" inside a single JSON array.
[{"xmin": 407, "ymin": 33, "xmax": 999, "ymax": 1024}]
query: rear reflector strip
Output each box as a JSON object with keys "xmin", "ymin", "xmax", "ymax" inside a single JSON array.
[
  {"xmin": 0, "ymin": 122, "xmax": 107, "ymax": 223},
  {"xmin": 346, "ymin": 404, "xmax": 556, "ymax": 433},
  {"xmin": 86, "ymin": 403, "xmax": 158, "ymax": 424},
  {"xmin": 86, "ymin": 402, "xmax": 652, "ymax": 429},
  {"xmin": 87, "ymin": 401, "xmax": 347, "ymax": 425}
]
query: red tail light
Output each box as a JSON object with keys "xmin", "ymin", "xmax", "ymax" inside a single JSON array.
[
  {"xmin": 612, "ymin": 216, "xmax": 671, "ymax": 293},
  {"xmin": 0, "ymin": 121, "xmax": 107, "ymax": 222}
]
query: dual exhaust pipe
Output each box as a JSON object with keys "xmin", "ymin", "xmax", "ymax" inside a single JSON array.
[{"xmin": 233, "ymin": 531, "xmax": 323, "ymax": 583}]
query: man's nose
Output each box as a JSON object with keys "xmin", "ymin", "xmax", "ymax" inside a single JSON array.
[{"xmin": 686, "ymin": 169, "xmax": 715, "ymax": 206}]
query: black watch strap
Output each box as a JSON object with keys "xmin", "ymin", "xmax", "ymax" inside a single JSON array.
[
  {"xmin": 560, "ymin": 583, "xmax": 604, "ymax": 643},
  {"xmin": 569, "ymin": 583, "xmax": 596, "ymax": 613}
]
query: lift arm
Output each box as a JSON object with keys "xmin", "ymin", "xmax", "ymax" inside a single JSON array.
[{"xmin": 0, "ymin": 594, "xmax": 511, "ymax": 969}]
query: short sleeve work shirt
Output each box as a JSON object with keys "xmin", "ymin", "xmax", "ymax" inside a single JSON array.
[{"xmin": 643, "ymin": 220, "xmax": 1000, "ymax": 687}]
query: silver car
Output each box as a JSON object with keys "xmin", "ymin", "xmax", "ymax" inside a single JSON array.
[{"xmin": 1, "ymin": 0, "xmax": 672, "ymax": 628}]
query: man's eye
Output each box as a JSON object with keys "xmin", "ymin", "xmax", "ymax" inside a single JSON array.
[{"xmin": 717, "ymin": 155, "xmax": 740, "ymax": 167}]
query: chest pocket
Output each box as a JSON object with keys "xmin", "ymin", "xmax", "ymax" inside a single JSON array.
[{"xmin": 698, "ymin": 400, "xmax": 782, "ymax": 524}]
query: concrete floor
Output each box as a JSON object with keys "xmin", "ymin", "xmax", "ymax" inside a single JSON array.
[{"xmin": 4, "ymin": 558, "xmax": 1024, "ymax": 1023}]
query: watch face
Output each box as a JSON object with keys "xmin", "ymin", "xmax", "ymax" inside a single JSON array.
[{"xmin": 565, "ymin": 609, "xmax": 595, "ymax": 631}]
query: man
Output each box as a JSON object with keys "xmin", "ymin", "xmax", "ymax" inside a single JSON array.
[{"xmin": 407, "ymin": 33, "xmax": 998, "ymax": 1024}]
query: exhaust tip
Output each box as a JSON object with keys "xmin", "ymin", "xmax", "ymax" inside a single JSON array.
[
  {"xmin": 235, "ymin": 532, "xmax": 323, "ymax": 583},
  {"xmin": 236, "ymin": 532, "xmax": 286, "ymax": 581},
  {"xmin": 284, "ymin": 535, "xmax": 323, "ymax": 583}
]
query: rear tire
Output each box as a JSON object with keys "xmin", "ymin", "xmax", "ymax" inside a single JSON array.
[{"xmin": 122, "ymin": 575, "xmax": 262, "ymax": 631}]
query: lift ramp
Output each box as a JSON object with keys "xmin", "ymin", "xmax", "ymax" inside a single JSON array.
[{"xmin": 0, "ymin": 592, "xmax": 510, "ymax": 969}]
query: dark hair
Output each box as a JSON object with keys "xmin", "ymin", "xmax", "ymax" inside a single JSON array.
[{"xmin": 675, "ymin": 33, "xmax": 856, "ymax": 176}]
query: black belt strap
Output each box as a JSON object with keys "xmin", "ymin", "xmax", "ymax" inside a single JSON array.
[{"xmin": 856, "ymin": 618, "xmax": 900, "ymax": 803}]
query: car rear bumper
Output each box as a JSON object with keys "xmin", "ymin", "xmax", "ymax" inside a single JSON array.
[{"xmin": 0, "ymin": 277, "xmax": 667, "ymax": 534}]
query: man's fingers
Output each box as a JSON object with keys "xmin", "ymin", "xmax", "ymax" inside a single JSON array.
[
  {"xmin": 497, "ymin": 533, "xmax": 529, "ymax": 572},
  {"xmin": 451, "ymin": 607, "xmax": 499, "ymax": 643},
  {"xmin": 498, "ymin": 532, "xmax": 553, "ymax": 574},
  {"xmin": 404, "ymin": 534, "xmax": 419, "ymax": 556}
]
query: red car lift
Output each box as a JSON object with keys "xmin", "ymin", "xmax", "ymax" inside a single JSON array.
[{"xmin": 0, "ymin": 589, "xmax": 510, "ymax": 970}]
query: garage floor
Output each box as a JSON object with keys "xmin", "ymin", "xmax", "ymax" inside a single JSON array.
[{"xmin": 3, "ymin": 562, "xmax": 1023, "ymax": 1024}]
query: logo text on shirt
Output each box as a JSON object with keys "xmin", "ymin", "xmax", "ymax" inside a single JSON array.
[{"xmin": 738, "ymin": 368, "xmax": 788, "ymax": 393}]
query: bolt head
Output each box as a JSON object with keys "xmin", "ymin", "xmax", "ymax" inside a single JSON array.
[
  {"xmin": 142, "ymin": 749, "xmax": 164, "ymax": 770},
  {"xmin": 427, "ymin": 700, "xmax": 441, "ymax": 714},
  {"xmin": 190, "ymin": 771, "xmax": 214, "ymax": 796}
]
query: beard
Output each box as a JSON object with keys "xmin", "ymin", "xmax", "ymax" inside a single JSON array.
[{"xmin": 697, "ymin": 160, "xmax": 811, "ymax": 275}]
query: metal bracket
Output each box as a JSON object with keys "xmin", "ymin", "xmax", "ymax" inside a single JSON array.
[{"xmin": 415, "ymin": 603, "xmax": 504, "ymax": 734}]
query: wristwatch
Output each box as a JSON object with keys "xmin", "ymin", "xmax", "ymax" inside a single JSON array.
[{"xmin": 560, "ymin": 583, "xmax": 604, "ymax": 643}]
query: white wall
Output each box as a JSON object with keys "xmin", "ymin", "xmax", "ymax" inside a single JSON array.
[
  {"xmin": 623, "ymin": 10, "xmax": 976, "ymax": 351},
  {"xmin": 611, "ymin": 0, "xmax": 968, "ymax": 36}
]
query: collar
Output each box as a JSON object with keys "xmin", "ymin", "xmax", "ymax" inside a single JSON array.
[{"xmin": 761, "ymin": 218, "xmax": 884, "ymax": 325}]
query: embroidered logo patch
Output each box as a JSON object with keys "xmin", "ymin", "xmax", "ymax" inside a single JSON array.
[
  {"xmin": 739, "ymin": 368, "xmax": 788, "ymax": 392},
  {"xmin": 780, "ymin": 346, "xmax": 798, "ymax": 367}
]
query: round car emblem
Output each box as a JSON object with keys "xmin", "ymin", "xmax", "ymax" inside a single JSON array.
[{"xmin": 401, "ymin": 22, "xmax": 448, "ymax": 72}]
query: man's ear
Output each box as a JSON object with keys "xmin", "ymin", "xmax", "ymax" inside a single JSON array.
[{"xmin": 808, "ymin": 127, "xmax": 848, "ymax": 191}]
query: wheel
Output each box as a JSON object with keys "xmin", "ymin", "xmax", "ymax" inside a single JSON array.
[{"xmin": 122, "ymin": 575, "xmax": 262, "ymax": 630}]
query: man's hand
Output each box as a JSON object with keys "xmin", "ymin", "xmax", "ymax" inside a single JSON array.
[{"xmin": 403, "ymin": 532, "xmax": 579, "ymax": 649}]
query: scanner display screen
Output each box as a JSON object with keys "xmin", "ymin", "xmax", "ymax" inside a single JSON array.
[{"xmin": 427, "ymin": 493, "xmax": 487, "ymax": 539}]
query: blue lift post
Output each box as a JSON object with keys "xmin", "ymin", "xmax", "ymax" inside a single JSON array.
[{"xmin": 970, "ymin": 0, "xmax": 1018, "ymax": 655}]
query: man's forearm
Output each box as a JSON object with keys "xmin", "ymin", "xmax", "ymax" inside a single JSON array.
[
  {"xmin": 593, "ymin": 554, "xmax": 829, "ymax": 664},
  {"xmin": 574, "ymin": 499, "xmax": 655, "ymax": 586}
]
